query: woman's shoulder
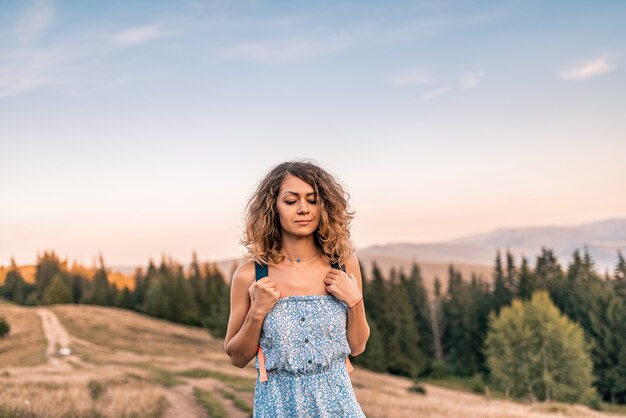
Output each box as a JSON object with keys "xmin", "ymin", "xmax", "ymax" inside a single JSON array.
[{"xmin": 231, "ymin": 259, "xmax": 257, "ymax": 286}]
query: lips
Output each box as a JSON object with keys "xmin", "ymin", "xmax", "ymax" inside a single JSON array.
[{"xmin": 296, "ymin": 220, "xmax": 312, "ymax": 225}]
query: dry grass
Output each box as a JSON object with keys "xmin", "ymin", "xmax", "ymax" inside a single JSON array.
[
  {"xmin": 0, "ymin": 368, "xmax": 167, "ymax": 417},
  {"xmin": 0, "ymin": 301, "xmax": 48, "ymax": 367},
  {"xmin": 0, "ymin": 302, "xmax": 620, "ymax": 418}
]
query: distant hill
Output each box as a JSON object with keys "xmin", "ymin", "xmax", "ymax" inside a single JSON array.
[{"xmin": 447, "ymin": 217, "xmax": 626, "ymax": 273}]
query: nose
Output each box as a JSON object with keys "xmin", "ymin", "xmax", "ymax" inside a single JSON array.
[{"xmin": 297, "ymin": 199, "xmax": 309, "ymax": 214}]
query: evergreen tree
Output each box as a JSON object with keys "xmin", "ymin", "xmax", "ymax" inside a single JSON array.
[
  {"xmin": 69, "ymin": 273, "xmax": 87, "ymax": 303},
  {"xmin": 404, "ymin": 262, "xmax": 434, "ymax": 359},
  {"xmin": 114, "ymin": 287, "xmax": 135, "ymax": 310},
  {"xmin": 362, "ymin": 261, "xmax": 390, "ymax": 371},
  {"xmin": 505, "ymin": 249, "xmax": 518, "ymax": 296},
  {"xmin": 534, "ymin": 247, "xmax": 564, "ymax": 294},
  {"xmin": 385, "ymin": 267, "xmax": 426, "ymax": 377},
  {"xmin": 517, "ymin": 256, "xmax": 535, "ymax": 300},
  {"xmin": 189, "ymin": 252, "xmax": 210, "ymax": 318},
  {"xmin": 42, "ymin": 273, "xmax": 73, "ymax": 304},
  {"xmin": 81, "ymin": 256, "xmax": 113, "ymax": 306},
  {"xmin": 492, "ymin": 250, "xmax": 512, "ymax": 312},
  {"xmin": 1, "ymin": 258, "xmax": 26, "ymax": 302},
  {"xmin": 353, "ymin": 311, "xmax": 385, "ymax": 371},
  {"xmin": 613, "ymin": 250, "xmax": 626, "ymax": 299},
  {"xmin": 442, "ymin": 265, "xmax": 487, "ymax": 375},
  {"xmin": 35, "ymin": 251, "xmax": 64, "ymax": 300},
  {"xmin": 587, "ymin": 284, "xmax": 626, "ymax": 404}
]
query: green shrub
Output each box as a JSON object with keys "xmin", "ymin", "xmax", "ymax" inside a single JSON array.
[{"xmin": 0, "ymin": 315, "xmax": 9, "ymax": 339}]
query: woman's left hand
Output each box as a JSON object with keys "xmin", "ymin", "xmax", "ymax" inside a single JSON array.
[{"xmin": 325, "ymin": 268, "xmax": 362, "ymax": 307}]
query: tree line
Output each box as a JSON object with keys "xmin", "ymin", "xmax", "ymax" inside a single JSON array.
[
  {"xmin": 0, "ymin": 251, "xmax": 231, "ymax": 338},
  {"xmin": 1, "ymin": 247, "xmax": 625, "ymax": 406},
  {"xmin": 352, "ymin": 246, "xmax": 626, "ymax": 408}
]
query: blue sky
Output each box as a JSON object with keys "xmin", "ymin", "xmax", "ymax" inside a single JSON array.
[{"xmin": 1, "ymin": 0, "xmax": 625, "ymax": 266}]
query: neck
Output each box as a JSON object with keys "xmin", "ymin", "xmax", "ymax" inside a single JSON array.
[{"xmin": 280, "ymin": 235, "xmax": 320, "ymax": 263}]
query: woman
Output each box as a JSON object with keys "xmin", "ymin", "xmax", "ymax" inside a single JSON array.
[{"xmin": 224, "ymin": 160, "xmax": 370, "ymax": 417}]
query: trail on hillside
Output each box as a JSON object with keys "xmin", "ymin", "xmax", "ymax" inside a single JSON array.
[
  {"xmin": 161, "ymin": 384, "xmax": 208, "ymax": 418},
  {"xmin": 36, "ymin": 308, "xmax": 73, "ymax": 367}
]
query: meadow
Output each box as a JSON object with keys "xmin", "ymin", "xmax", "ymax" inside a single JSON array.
[{"xmin": 0, "ymin": 299, "xmax": 619, "ymax": 418}]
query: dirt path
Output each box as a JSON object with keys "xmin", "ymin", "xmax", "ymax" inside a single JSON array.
[
  {"xmin": 161, "ymin": 384, "xmax": 208, "ymax": 418},
  {"xmin": 36, "ymin": 308, "xmax": 74, "ymax": 367},
  {"xmin": 35, "ymin": 307, "xmax": 248, "ymax": 417}
]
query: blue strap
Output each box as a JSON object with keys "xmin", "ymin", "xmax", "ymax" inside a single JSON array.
[
  {"xmin": 331, "ymin": 261, "xmax": 346, "ymax": 272},
  {"xmin": 255, "ymin": 260, "xmax": 344, "ymax": 279},
  {"xmin": 255, "ymin": 262, "xmax": 268, "ymax": 281}
]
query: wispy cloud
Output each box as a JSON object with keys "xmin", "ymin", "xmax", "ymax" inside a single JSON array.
[
  {"xmin": 389, "ymin": 70, "xmax": 432, "ymax": 86},
  {"xmin": 421, "ymin": 84, "xmax": 455, "ymax": 100},
  {"xmin": 217, "ymin": 33, "xmax": 355, "ymax": 64},
  {"xmin": 559, "ymin": 55, "xmax": 617, "ymax": 81},
  {"xmin": 15, "ymin": 0, "xmax": 54, "ymax": 45},
  {"xmin": 420, "ymin": 71, "xmax": 484, "ymax": 101},
  {"xmin": 110, "ymin": 24, "xmax": 170, "ymax": 46},
  {"xmin": 459, "ymin": 71, "xmax": 484, "ymax": 89},
  {"xmin": 218, "ymin": 7, "xmax": 509, "ymax": 64}
]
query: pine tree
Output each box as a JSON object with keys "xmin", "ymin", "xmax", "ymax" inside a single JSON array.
[
  {"xmin": 385, "ymin": 267, "xmax": 426, "ymax": 377},
  {"xmin": 114, "ymin": 287, "xmax": 135, "ymax": 310},
  {"xmin": 35, "ymin": 251, "xmax": 64, "ymax": 300},
  {"xmin": 353, "ymin": 311, "xmax": 385, "ymax": 371},
  {"xmin": 517, "ymin": 256, "xmax": 535, "ymax": 300},
  {"xmin": 613, "ymin": 250, "xmax": 626, "ymax": 299},
  {"xmin": 42, "ymin": 273, "xmax": 73, "ymax": 305},
  {"xmin": 404, "ymin": 262, "xmax": 433, "ymax": 359},
  {"xmin": 587, "ymin": 284, "xmax": 626, "ymax": 404},
  {"xmin": 81, "ymin": 256, "xmax": 113, "ymax": 306},
  {"xmin": 505, "ymin": 249, "xmax": 518, "ymax": 296},
  {"xmin": 1, "ymin": 258, "xmax": 26, "ymax": 302},
  {"xmin": 363, "ymin": 261, "xmax": 390, "ymax": 371},
  {"xmin": 492, "ymin": 250, "xmax": 512, "ymax": 312}
]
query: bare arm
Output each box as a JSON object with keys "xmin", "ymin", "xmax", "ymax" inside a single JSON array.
[
  {"xmin": 345, "ymin": 255, "xmax": 370, "ymax": 356},
  {"xmin": 223, "ymin": 261, "xmax": 279, "ymax": 368}
]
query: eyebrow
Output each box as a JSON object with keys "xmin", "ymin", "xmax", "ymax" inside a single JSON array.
[{"xmin": 282, "ymin": 191, "xmax": 316, "ymax": 197}]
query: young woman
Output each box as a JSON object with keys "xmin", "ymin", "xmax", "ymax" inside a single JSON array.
[{"xmin": 224, "ymin": 160, "xmax": 370, "ymax": 417}]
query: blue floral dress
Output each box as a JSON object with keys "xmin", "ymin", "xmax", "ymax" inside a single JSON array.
[{"xmin": 253, "ymin": 262, "xmax": 366, "ymax": 418}]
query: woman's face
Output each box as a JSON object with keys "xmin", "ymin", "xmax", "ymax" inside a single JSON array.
[{"xmin": 276, "ymin": 174, "xmax": 319, "ymax": 237}]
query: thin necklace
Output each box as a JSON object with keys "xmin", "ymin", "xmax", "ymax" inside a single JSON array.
[{"xmin": 283, "ymin": 252, "xmax": 320, "ymax": 264}]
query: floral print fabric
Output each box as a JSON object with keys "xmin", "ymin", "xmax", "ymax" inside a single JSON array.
[{"xmin": 253, "ymin": 294, "xmax": 366, "ymax": 417}]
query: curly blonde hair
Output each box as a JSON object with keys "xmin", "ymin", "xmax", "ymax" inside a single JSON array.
[{"xmin": 240, "ymin": 159, "xmax": 356, "ymax": 266}]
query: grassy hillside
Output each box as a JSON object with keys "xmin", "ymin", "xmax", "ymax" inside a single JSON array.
[{"xmin": 0, "ymin": 302, "xmax": 617, "ymax": 418}]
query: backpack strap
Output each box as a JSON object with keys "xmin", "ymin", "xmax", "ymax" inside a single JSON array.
[
  {"xmin": 331, "ymin": 260, "xmax": 346, "ymax": 272},
  {"xmin": 255, "ymin": 261, "xmax": 268, "ymax": 282},
  {"xmin": 254, "ymin": 261, "xmax": 269, "ymax": 382},
  {"xmin": 331, "ymin": 260, "xmax": 354, "ymax": 374}
]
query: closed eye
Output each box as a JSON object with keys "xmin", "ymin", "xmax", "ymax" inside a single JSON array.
[{"xmin": 285, "ymin": 200, "xmax": 316, "ymax": 205}]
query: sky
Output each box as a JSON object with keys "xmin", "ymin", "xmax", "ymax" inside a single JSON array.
[{"xmin": 1, "ymin": 0, "xmax": 625, "ymax": 267}]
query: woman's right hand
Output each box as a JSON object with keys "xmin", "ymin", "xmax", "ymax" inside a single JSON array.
[{"xmin": 249, "ymin": 277, "xmax": 281, "ymax": 316}]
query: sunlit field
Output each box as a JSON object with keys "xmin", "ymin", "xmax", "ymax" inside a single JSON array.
[{"xmin": 0, "ymin": 300, "xmax": 618, "ymax": 418}]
